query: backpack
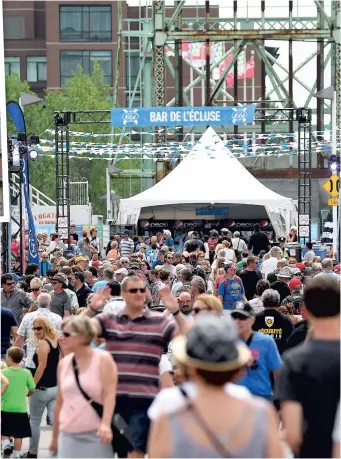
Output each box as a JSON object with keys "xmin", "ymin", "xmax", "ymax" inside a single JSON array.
[{"xmin": 292, "ymin": 294, "xmax": 303, "ymax": 314}]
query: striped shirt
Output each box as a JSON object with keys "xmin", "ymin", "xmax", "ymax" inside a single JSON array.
[
  {"xmin": 96, "ymin": 308, "xmax": 176, "ymax": 398},
  {"xmin": 120, "ymin": 238, "xmax": 134, "ymax": 257}
]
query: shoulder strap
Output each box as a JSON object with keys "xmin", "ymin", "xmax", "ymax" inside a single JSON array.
[
  {"xmin": 179, "ymin": 386, "xmax": 232, "ymax": 458},
  {"xmin": 71, "ymin": 356, "xmax": 103, "ymax": 418}
]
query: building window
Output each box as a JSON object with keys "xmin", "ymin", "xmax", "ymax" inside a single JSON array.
[
  {"xmin": 4, "ymin": 17, "xmax": 25, "ymax": 39},
  {"xmin": 5, "ymin": 57, "xmax": 20, "ymax": 78},
  {"xmin": 125, "ymin": 52, "xmax": 141, "ymax": 107},
  {"xmin": 27, "ymin": 57, "xmax": 47, "ymax": 82},
  {"xmin": 60, "ymin": 5, "xmax": 112, "ymax": 42},
  {"xmin": 60, "ymin": 50, "xmax": 112, "ymax": 86}
]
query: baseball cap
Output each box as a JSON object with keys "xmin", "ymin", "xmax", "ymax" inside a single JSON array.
[
  {"xmin": 278, "ymin": 236, "xmax": 286, "ymax": 243},
  {"xmin": 334, "ymin": 264, "xmax": 340, "ymax": 273},
  {"xmin": 75, "ymin": 256, "xmax": 87, "ymax": 263},
  {"xmin": 296, "ymin": 263, "xmax": 305, "ymax": 272},
  {"xmin": 289, "ymin": 278, "xmax": 302, "ymax": 290},
  {"xmin": 115, "ymin": 268, "xmax": 128, "ymax": 275},
  {"xmin": 82, "ymin": 230, "xmax": 87, "ymax": 237},
  {"xmin": 172, "ymin": 315, "xmax": 251, "ymax": 372},
  {"xmin": 123, "ymin": 229, "xmax": 130, "ymax": 235},
  {"xmin": 231, "ymin": 301, "xmax": 255, "ymax": 318}
]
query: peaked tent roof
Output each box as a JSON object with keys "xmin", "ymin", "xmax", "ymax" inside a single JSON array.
[{"xmin": 119, "ymin": 127, "xmax": 294, "ymax": 211}]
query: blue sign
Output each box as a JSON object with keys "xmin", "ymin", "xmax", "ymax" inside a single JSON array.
[
  {"xmin": 7, "ymin": 100, "xmax": 40, "ymax": 266},
  {"xmin": 196, "ymin": 207, "xmax": 229, "ymax": 217},
  {"xmin": 111, "ymin": 105, "xmax": 255, "ymax": 127},
  {"xmin": 23, "ymin": 158, "xmax": 40, "ymax": 265}
]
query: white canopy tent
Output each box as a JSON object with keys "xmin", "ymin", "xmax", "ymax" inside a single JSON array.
[{"xmin": 118, "ymin": 127, "xmax": 296, "ymax": 237}]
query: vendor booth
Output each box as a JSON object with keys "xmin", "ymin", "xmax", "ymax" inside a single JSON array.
[{"xmin": 118, "ymin": 128, "xmax": 296, "ymax": 239}]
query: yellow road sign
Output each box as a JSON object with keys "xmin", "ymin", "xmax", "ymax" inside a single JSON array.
[
  {"xmin": 328, "ymin": 197, "xmax": 339, "ymax": 206},
  {"xmin": 322, "ymin": 175, "xmax": 340, "ymax": 197}
]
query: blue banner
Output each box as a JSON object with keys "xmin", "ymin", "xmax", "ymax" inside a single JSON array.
[
  {"xmin": 111, "ymin": 105, "xmax": 255, "ymax": 127},
  {"xmin": 23, "ymin": 157, "xmax": 40, "ymax": 265},
  {"xmin": 7, "ymin": 101, "xmax": 40, "ymax": 266},
  {"xmin": 196, "ymin": 207, "xmax": 229, "ymax": 216}
]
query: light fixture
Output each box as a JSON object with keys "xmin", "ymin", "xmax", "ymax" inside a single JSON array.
[{"xmin": 29, "ymin": 146, "xmax": 39, "ymax": 161}]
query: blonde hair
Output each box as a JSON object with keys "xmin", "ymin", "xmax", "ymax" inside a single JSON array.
[
  {"xmin": 195, "ymin": 294, "xmax": 223, "ymax": 314},
  {"xmin": 222, "ymin": 240, "xmax": 231, "ymax": 248},
  {"xmin": 33, "ymin": 317, "xmax": 58, "ymax": 341},
  {"xmin": 62, "ymin": 315, "xmax": 96, "ymax": 345},
  {"xmin": 215, "ymin": 243, "xmax": 223, "ymax": 255}
]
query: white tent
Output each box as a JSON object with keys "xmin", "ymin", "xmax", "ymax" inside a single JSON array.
[{"xmin": 118, "ymin": 127, "xmax": 296, "ymax": 237}]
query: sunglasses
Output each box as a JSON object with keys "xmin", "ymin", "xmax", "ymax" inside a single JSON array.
[
  {"xmin": 167, "ymin": 257, "xmax": 173, "ymax": 260},
  {"xmin": 192, "ymin": 307, "xmax": 208, "ymax": 315},
  {"xmin": 33, "ymin": 327, "xmax": 43, "ymax": 331},
  {"xmin": 231, "ymin": 313, "xmax": 249, "ymax": 321},
  {"xmin": 128, "ymin": 288, "xmax": 146, "ymax": 294},
  {"xmin": 61, "ymin": 332, "xmax": 78, "ymax": 338},
  {"xmin": 42, "ymin": 257, "xmax": 49, "ymax": 260},
  {"xmin": 5, "ymin": 282, "xmax": 15, "ymax": 286},
  {"xmin": 29, "ymin": 288, "xmax": 41, "ymax": 292},
  {"xmin": 121, "ymin": 261, "xmax": 129, "ymax": 264}
]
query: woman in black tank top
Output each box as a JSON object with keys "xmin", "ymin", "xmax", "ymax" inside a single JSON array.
[{"xmin": 22, "ymin": 316, "xmax": 60, "ymax": 458}]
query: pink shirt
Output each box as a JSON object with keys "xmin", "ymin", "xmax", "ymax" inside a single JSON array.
[{"xmin": 59, "ymin": 350, "xmax": 104, "ymax": 433}]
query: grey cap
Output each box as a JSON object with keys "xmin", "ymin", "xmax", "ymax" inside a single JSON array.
[
  {"xmin": 231, "ymin": 301, "xmax": 255, "ymax": 318},
  {"xmin": 172, "ymin": 315, "xmax": 251, "ymax": 372}
]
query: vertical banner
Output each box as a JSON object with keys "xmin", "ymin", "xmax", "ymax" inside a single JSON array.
[
  {"xmin": 22, "ymin": 157, "xmax": 39, "ymax": 265},
  {"xmin": 7, "ymin": 100, "xmax": 40, "ymax": 266}
]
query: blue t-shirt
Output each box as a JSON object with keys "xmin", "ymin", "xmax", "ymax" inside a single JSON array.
[
  {"xmin": 40, "ymin": 260, "xmax": 52, "ymax": 277},
  {"xmin": 236, "ymin": 331, "xmax": 282, "ymax": 396},
  {"xmin": 218, "ymin": 277, "xmax": 245, "ymax": 310},
  {"xmin": 1, "ymin": 308, "xmax": 17, "ymax": 355},
  {"xmin": 164, "ymin": 237, "xmax": 174, "ymax": 248},
  {"xmin": 152, "ymin": 260, "xmax": 164, "ymax": 269},
  {"xmin": 92, "ymin": 280, "xmax": 109, "ymax": 293}
]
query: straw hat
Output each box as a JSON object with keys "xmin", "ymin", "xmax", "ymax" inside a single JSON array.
[{"xmin": 172, "ymin": 315, "xmax": 250, "ymax": 372}]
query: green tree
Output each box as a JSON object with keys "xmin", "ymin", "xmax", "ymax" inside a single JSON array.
[{"xmin": 5, "ymin": 63, "xmax": 122, "ymax": 215}]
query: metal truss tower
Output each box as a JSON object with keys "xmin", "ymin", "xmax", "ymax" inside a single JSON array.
[{"xmin": 121, "ymin": 0, "xmax": 339, "ymax": 140}]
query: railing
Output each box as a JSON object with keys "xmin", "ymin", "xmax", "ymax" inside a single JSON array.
[
  {"xmin": 70, "ymin": 181, "xmax": 89, "ymax": 206},
  {"xmin": 11, "ymin": 174, "xmax": 56, "ymax": 206},
  {"xmin": 11, "ymin": 174, "xmax": 90, "ymax": 207}
]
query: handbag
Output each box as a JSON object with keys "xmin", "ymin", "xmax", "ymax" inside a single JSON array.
[
  {"xmin": 179, "ymin": 386, "xmax": 233, "ymax": 458},
  {"xmin": 72, "ymin": 356, "xmax": 133, "ymax": 452}
]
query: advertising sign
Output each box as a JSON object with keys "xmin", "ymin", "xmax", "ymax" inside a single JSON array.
[{"xmin": 111, "ymin": 105, "xmax": 255, "ymax": 128}]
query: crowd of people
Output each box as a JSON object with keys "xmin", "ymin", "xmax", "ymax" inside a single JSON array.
[{"xmin": 1, "ymin": 224, "xmax": 340, "ymax": 458}]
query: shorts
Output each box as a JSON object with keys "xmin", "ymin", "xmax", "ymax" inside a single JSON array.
[
  {"xmin": 114, "ymin": 396, "xmax": 152, "ymax": 457},
  {"xmin": 1, "ymin": 411, "xmax": 32, "ymax": 438}
]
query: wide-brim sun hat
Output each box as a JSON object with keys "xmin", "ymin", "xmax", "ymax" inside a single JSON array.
[
  {"xmin": 172, "ymin": 315, "xmax": 251, "ymax": 372},
  {"xmin": 278, "ymin": 266, "xmax": 293, "ymax": 278}
]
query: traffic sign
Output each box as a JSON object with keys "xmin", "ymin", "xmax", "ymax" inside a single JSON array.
[
  {"xmin": 328, "ymin": 197, "xmax": 339, "ymax": 206},
  {"xmin": 322, "ymin": 175, "xmax": 340, "ymax": 197}
]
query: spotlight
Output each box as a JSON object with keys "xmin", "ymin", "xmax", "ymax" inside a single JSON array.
[
  {"xmin": 29, "ymin": 134, "xmax": 39, "ymax": 145},
  {"xmin": 29, "ymin": 146, "xmax": 39, "ymax": 161},
  {"xmin": 328, "ymin": 154, "xmax": 340, "ymax": 174}
]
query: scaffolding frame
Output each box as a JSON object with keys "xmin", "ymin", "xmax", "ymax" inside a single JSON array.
[
  {"xmin": 54, "ymin": 107, "xmax": 312, "ymax": 238},
  {"xmin": 119, "ymin": 0, "xmax": 339, "ymax": 176}
]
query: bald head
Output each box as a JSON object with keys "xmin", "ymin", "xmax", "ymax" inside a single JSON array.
[{"xmin": 178, "ymin": 291, "xmax": 192, "ymax": 315}]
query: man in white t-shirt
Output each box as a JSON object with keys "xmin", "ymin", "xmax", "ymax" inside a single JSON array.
[
  {"xmin": 102, "ymin": 280, "xmax": 126, "ymax": 315},
  {"xmin": 261, "ymin": 246, "xmax": 282, "ymax": 278},
  {"xmin": 232, "ymin": 232, "xmax": 248, "ymax": 255}
]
